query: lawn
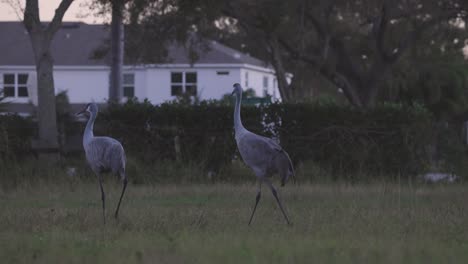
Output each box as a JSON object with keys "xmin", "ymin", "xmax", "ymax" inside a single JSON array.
[{"xmin": 0, "ymin": 181, "xmax": 467, "ymax": 263}]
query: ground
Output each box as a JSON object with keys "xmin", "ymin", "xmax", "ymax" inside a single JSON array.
[{"xmin": 0, "ymin": 182, "xmax": 467, "ymax": 263}]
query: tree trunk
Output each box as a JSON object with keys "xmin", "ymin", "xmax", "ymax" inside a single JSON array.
[
  {"xmin": 109, "ymin": 0, "xmax": 124, "ymax": 103},
  {"xmin": 36, "ymin": 51, "xmax": 59, "ymax": 150},
  {"xmin": 23, "ymin": 0, "xmax": 74, "ymax": 156},
  {"xmin": 269, "ymin": 36, "xmax": 291, "ymax": 102},
  {"xmin": 28, "ymin": 33, "xmax": 59, "ymax": 152},
  {"xmin": 362, "ymin": 63, "xmax": 391, "ymax": 107}
]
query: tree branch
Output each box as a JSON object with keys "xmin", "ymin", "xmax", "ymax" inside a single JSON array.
[
  {"xmin": 23, "ymin": 0, "xmax": 40, "ymax": 32},
  {"xmin": 373, "ymin": 1, "xmax": 393, "ymax": 62},
  {"xmin": 279, "ymin": 36, "xmax": 363, "ymax": 107},
  {"xmin": 46, "ymin": 0, "xmax": 75, "ymax": 37}
]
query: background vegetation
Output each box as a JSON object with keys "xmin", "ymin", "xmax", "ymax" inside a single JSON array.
[{"xmin": 1, "ymin": 99, "xmax": 467, "ymax": 185}]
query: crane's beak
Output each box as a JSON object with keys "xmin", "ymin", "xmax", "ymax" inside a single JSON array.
[{"xmin": 75, "ymin": 109, "xmax": 86, "ymax": 116}]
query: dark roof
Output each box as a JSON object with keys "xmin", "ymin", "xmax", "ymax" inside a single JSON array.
[
  {"xmin": 0, "ymin": 21, "xmax": 269, "ymax": 68},
  {"xmin": 0, "ymin": 22, "xmax": 109, "ymax": 66}
]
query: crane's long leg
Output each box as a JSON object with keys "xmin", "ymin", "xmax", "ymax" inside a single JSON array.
[
  {"xmin": 98, "ymin": 175, "xmax": 106, "ymax": 224},
  {"xmin": 266, "ymin": 179, "xmax": 291, "ymax": 225},
  {"xmin": 248, "ymin": 181, "xmax": 262, "ymax": 225},
  {"xmin": 114, "ymin": 177, "xmax": 128, "ymax": 219}
]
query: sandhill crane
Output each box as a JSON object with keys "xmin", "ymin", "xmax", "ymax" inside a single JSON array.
[
  {"xmin": 76, "ymin": 103, "xmax": 127, "ymax": 224},
  {"xmin": 231, "ymin": 83, "xmax": 294, "ymax": 225}
]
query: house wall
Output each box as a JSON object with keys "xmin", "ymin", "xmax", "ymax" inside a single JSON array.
[
  {"xmin": 145, "ymin": 67, "xmax": 241, "ymax": 104},
  {"xmin": 241, "ymin": 68, "xmax": 280, "ymax": 100},
  {"xmin": 1, "ymin": 64, "xmax": 281, "ymax": 108},
  {"xmin": 54, "ymin": 69, "xmax": 109, "ymax": 103},
  {"xmin": 56, "ymin": 68, "xmax": 147, "ymax": 104},
  {"xmin": 198, "ymin": 68, "xmax": 240, "ymax": 100}
]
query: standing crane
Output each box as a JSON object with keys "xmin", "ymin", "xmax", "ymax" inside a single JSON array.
[
  {"xmin": 76, "ymin": 103, "xmax": 127, "ymax": 224},
  {"xmin": 231, "ymin": 83, "xmax": 294, "ymax": 225}
]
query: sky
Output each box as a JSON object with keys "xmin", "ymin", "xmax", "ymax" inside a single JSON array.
[{"xmin": 0, "ymin": 0, "xmax": 105, "ymax": 23}]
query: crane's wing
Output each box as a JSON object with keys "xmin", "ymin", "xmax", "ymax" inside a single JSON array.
[
  {"xmin": 237, "ymin": 132, "xmax": 294, "ymax": 185},
  {"xmin": 86, "ymin": 137, "xmax": 125, "ymax": 173}
]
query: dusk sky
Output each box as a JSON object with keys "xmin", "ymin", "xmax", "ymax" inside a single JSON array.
[{"xmin": 0, "ymin": 0, "xmax": 105, "ymax": 23}]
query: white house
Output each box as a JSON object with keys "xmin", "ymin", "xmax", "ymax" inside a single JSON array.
[{"xmin": 0, "ymin": 22, "xmax": 283, "ymax": 113}]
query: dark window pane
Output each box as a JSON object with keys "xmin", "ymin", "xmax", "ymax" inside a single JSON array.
[
  {"xmin": 171, "ymin": 85, "xmax": 182, "ymax": 96},
  {"xmin": 186, "ymin": 85, "xmax": 197, "ymax": 96},
  {"xmin": 18, "ymin": 86, "xmax": 28, "ymax": 97},
  {"xmin": 171, "ymin": 72, "xmax": 182, "ymax": 83},
  {"xmin": 123, "ymin": 74, "xmax": 134, "ymax": 85},
  {"xmin": 18, "ymin": 74, "xmax": 28, "ymax": 84},
  {"xmin": 186, "ymin": 72, "xmax": 197, "ymax": 83},
  {"xmin": 217, "ymin": 71, "xmax": 229, "ymax": 75},
  {"xmin": 123, "ymin": 86, "xmax": 134, "ymax": 97},
  {"xmin": 3, "ymin": 74, "xmax": 14, "ymax": 84},
  {"xmin": 4, "ymin": 86, "xmax": 14, "ymax": 97}
]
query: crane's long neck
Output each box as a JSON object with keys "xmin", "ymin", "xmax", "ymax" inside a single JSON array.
[
  {"xmin": 83, "ymin": 111, "xmax": 96, "ymax": 145},
  {"xmin": 234, "ymin": 91, "xmax": 245, "ymax": 135}
]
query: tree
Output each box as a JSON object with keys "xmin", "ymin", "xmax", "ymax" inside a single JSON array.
[
  {"xmin": 91, "ymin": 0, "xmax": 468, "ymax": 107},
  {"xmin": 23, "ymin": 0, "xmax": 74, "ymax": 152},
  {"xmin": 274, "ymin": 0, "xmax": 467, "ymax": 107},
  {"xmin": 109, "ymin": 0, "xmax": 125, "ymax": 103},
  {"xmin": 208, "ymin": 0, "xmax": 468, "ymax": 106},
  {"xmin": 88, "ymin": 0, "xmax": 127, "ymax": 103}
]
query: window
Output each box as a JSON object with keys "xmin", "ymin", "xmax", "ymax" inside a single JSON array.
[
  {"xmin": 18, "ymin": 74, "xmax": 28, "ymax": 97},
  {"xmin": 245, "ymin": 72, "xmax": 249, "ymax": 88},
  {"xmin": 123, "ymin": 73, "xmax": 135, "ymax": 98},
  {"xmin": 217, "ymin": 71, "xmax": 229, "ymax": 75},
  {"xmin": 2, "ymin": 73, "xmax": 28, "ymax": 98},
  {"xmin": 171, "ymin": 72, "xmax": 197, "ymax": 96},
  {"xmin": 263, "ymin": 76, "xmax": 269, "ymax": 96}
]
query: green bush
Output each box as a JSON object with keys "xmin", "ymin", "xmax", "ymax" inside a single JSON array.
[
  {"xmin": 2, "ymin": 99, "xmax": 465, "ymax": 181},
  {"xmin": 0, "ymin": 114, "xmax": 36, "ymax": 162},
  {"xmin": 96, "ymin": 100, "xmax": 439, "ymax": 179}
]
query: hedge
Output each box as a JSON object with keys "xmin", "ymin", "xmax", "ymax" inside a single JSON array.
[
  {"xmin": 2, "ymin": 100, "xmax": 465, "ymax": 179},
  {"xmin": 95, "ymin": 100, "xmax": 439, "ymax": 177}
]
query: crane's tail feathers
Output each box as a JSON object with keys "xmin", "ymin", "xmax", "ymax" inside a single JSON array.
[{"xmin": 281, "ymin": 151, "xmax": 295, "ymax": 187}]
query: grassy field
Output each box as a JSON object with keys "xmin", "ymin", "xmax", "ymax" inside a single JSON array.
[{"xmin": 0, "ymin": 181, "xmax": 467, "ymax": 263}]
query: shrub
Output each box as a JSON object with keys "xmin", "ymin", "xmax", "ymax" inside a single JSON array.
[
  {"xmin": 98, "ymin": 100, "xmax": 439, "ymax": 179},
  {"xmin": 2, "ymin": 99, "xmax": 464, "ymax": 181},
  {"xmin": 0, "ymin": 114, "xmax": 36, "ymax": 162}
]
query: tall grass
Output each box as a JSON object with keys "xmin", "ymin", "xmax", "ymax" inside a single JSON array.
[{"xmin": 0, "ymin": 182, "xmax": 467, "ymax": 263}]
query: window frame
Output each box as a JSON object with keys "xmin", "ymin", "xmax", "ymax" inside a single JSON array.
[
  {"xmin": 1, "ymin": 73, "xmax": 29, "ymax": 98},
  {"xmin": 122, "ymin": 72, "xmax": 135, "ymax": 98},
  {"xmin": 170, "ymin": 71, "xmax": 197, "ymax": 96}
]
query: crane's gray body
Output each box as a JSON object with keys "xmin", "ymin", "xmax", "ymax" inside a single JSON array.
[
  {"xmin": 232, "ymin": 83, "xmax": 293, "ymax": 225},
  {"xmin": 84, "ymin": 136, "xmax": 126, "ymax": 177},
  {"xmin": 78, "ymin": 103, "xmax": 128, "ymax": 223},
  {"xmin": 235, "ymin": 130, "xmax": 294, "ymax": 186}
]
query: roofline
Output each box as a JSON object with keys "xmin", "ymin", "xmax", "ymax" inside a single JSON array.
[
  {"xmin": 144, "ymin": 63, "xmax": 275, "ymax": 73},
  {"xmin": 0, "ymin": 63, "xmax": 277, "ymax": 73}
]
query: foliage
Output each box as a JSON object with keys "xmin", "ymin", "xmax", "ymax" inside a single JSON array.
[
  {"xmin": 96, "ymin": 100, "xmax": 445, "ymax": 179},
  {"xmin": 0, "ymin": 89, "xmax": 9, "ymax": 113},
  {"xmin": 103, "ymin": 0, "xmax": 468, "ymax": 106},
  {"xmin": 383, "ymin": 49, "xmax": 468, "ymax": 119},
  {"xmin": 56, "ymin": 91, "xmax": 75, "ymax": 150},
  {"xmin": 0, "ymin": 114, "xmax": 36, "ymax": 164},
  {"xmin": 3, "ymin": 99, "xmax": 466, "ymax": 180}
]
